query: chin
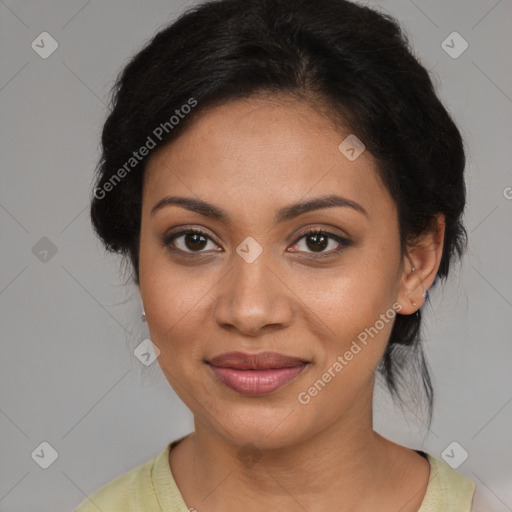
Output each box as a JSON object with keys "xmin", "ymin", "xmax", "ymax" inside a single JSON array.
[{"xmin": 205, "ymin": 401, "xmax": 311, "ymax": 451}]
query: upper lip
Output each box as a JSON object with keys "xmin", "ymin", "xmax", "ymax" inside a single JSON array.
[{"xmin": 207, "ymin": 351, "xmax": 308, "ymax": 370}]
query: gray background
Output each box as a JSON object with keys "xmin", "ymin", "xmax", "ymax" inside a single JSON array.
[{"xmin": 0, "ymin": 0, "xmax": 511, "ymax": 510}]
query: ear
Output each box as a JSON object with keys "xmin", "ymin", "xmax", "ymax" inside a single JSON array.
[{"xmin": 396, "ymin": 213, "xmax": 446, "ymax": 315}]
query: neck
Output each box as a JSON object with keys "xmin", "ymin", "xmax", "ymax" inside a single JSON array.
[{"xmin": 172, "ymin": 383, "xmax": 410, "ymax": 511}]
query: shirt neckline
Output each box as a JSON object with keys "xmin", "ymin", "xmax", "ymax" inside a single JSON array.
[{"xmin": 151, "ymin": 436, "xmax": 466, "ymax": 511}]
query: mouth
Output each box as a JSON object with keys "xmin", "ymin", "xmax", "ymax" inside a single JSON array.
[{"xmin": 206, "ymin": 351, "xmax": 310, "ymax": 396}]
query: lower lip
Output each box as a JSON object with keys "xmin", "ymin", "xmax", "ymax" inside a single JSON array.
[{"xmin": 208, "ymin": 364, "xmax": 307, "ymax": 396}]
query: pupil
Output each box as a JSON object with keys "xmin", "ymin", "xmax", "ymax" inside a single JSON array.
[
  {"xmin": 186, "ymin": 233, "xmax": 207, "ymax": 251},
  {"xmin": 307, "ymin": 233, "xmax": 327, "ymax": 252}
]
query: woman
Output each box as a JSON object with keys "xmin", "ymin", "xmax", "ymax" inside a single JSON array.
[{"xmin": 76, "ymin": 0, "xmax": 479, "ymax": 509}]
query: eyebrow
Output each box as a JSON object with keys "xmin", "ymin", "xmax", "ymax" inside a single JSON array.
[{"xmin": 150, "ymin": 194, "xmax": 369, "ymax": 223}]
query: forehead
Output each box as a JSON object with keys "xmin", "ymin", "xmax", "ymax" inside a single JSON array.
[{"xmin": 143, "ymin": 96, "xmax": 394, "ymax": 221}]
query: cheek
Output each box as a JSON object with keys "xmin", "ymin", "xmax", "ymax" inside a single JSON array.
[
  {"xmin": 139, "ymin": 258, "xmax": 222, "ymax": 375},
  {"xmin": 287, "ymin": 261, "xmax": 398, "ymax": 395},
  {"xmin": 295, "ymin": 300, "xmax": 396, "ymax": 419},
  {"xmin": 138, "ymin": 227, "xmax": 215, "ymax": 328},
  {"xmin": 289, "ymin": 257, "xmax": 396, "ymax": 339}
]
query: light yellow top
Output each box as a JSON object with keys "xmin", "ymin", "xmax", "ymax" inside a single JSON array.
[{"xmin": 74, "ymin": 435, "xmax": 476, "ymax": 511}]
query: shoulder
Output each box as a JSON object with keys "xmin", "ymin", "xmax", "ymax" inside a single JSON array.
[
  {"xmin": 418, "ymin": 452, "xmax": 476, "ymax": 512},
  {"xmin": 73, "ymin": 448, "xmax": 164, "ymax": 512}
]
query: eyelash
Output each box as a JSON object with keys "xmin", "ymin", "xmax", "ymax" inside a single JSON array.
[{"xmin": 162, "ymin": 227, "xmax": 352, "ymax": 258}]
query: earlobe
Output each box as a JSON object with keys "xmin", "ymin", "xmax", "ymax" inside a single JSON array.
[{"xmin": 396, "ymin": 213, "xmax": 446, "ymax": 315}]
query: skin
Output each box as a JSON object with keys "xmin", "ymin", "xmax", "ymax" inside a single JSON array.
[{"xmin": 138, "ymin": 93, "xmax": 446, "ymax": 511}]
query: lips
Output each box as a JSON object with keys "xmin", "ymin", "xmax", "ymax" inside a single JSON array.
[
  {"xmin": 206, "ymin": 351, "xmax": 309, "ymax": 396},
  {"xmin": 207, "ymin": 351, "xmax": 308, "ymax": 370}
]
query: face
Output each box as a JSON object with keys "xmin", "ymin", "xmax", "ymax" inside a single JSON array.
[{"xmin": 138, "ymin": 94, "xmax": 409, "ymax": 450}]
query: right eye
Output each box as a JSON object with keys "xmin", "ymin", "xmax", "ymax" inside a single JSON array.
[{"xmin": 162, "ymin": 228, "xmax": 222, "ymax": 254}]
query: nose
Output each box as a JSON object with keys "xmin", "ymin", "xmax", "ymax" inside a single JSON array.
[{"xmin": 213, "ymin": 252, "xmax": 293, "ymax": 337}]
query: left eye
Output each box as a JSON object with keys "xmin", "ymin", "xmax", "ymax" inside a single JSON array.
[{"xmin": 289, "ymin": 229, "xmax": 350, "ymax": 255}]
